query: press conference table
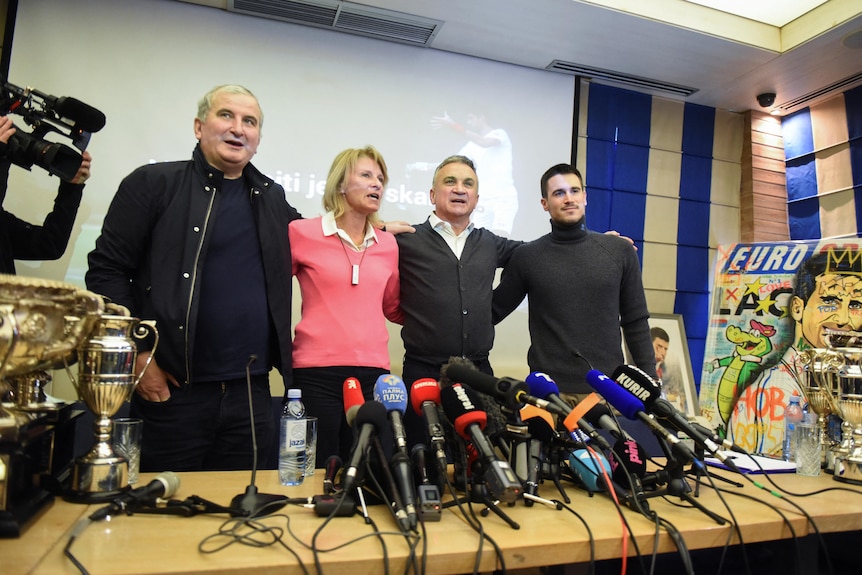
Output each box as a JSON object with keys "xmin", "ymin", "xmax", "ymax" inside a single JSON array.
[{"xmin": 6, "ymin": 467, "xmax": 862, "ymax": 575}]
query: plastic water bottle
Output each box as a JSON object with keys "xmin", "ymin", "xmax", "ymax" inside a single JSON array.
[
  {"xmin": 783, "ymin": 392, "xmax": 804, "ymax": 462},
  {"xmin": 279, "ymin": 388, "xmax": 307, "ymax": 486}
]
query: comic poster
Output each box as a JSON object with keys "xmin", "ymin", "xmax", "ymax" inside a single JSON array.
[{"xmin": 698, "ymin": 239, "xmax": 862, "ymax": 457}]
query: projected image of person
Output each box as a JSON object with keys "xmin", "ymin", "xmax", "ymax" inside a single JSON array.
[
  {"xmin": 289, "ymin": 145, "xmax": 404, "ymax": 464},
  {"xmin": 492, "ymin": 163, "xmax": 656, "ymax": 403},
  {"xmin": 86, "ymin": 85, "xmax": 300, "ymax": 472},
  {"xmin": 1, "ymin": 115, "xmax": 92, "ymax": 275},
  {"xmin": 431, "ymin": 110, "xmax": 518, "ymax": 237}
]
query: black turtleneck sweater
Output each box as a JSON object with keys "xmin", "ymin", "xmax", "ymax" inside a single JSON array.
[{"xmin": 492, "ymin": 220, "xmax": 656, "ymax": 394}]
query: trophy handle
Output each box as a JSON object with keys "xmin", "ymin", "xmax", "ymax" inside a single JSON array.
[
  {"xmin": 0, "ymin": 305, "xmax": 20, "ymax": 376},
  {"xmin": 132, "ymin": 321, "xmax": 159, "ymax": 386}
]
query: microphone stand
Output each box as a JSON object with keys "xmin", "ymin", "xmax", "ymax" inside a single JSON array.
[
  {"xmin": 641, "ymin": 437, "xmax": 726, "ymax": 525},
  {"xmin": 443, "ymin": 471, "xmax": 521, "ymax": 530},
  {"xmin": 498, "ymin": 407, "xmax": 531, "ymax": 505},
  {"xmin": 443, "ymin": 442, "xmax": 520, "ymax": 530},
  {"xmin": 685, "ymin": 444, "xmax": 744, "ymax": 493},
  {"xmin": 229, "ymin": 356, "xmax": 288, "ymax": 518},
  {"xmin": 544, "ymin": 440, "xmax": 571, "ymax": 503}
]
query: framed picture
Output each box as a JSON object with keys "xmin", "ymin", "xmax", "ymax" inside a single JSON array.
[{"xmin": 625, "ymin": 313, "xmax": 699, "ymax": 418}]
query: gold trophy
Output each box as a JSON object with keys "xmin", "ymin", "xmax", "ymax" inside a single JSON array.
[
  {"xmin": 1, "ymin": 274, "xmax": 104, "ymax": 416},
  {"xmin": 798, "ymin": 348, "xmax": 843, "ymax": 472},
  {"xmin": 1, "ymin": 274, "xmax": 104, "ymax": 534},
  {"xmin": 67, "ymin": 313, "xmax": 158, "ymax": 502}
]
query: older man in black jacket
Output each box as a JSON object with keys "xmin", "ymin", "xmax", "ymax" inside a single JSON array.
[{"xmin": 87, "ymin": 85, "xmax": 300, "ymax": 472}]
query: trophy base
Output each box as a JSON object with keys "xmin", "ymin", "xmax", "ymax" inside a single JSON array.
[
  {"xmin": 64, "ymin": 457, "xmax": 129, "ymax": 504},
  {"xmin": 0, "ymin": 488, "xmax": 54, "ymax": 538},
  {"xmin": 833, "ymin": 456, "xmax": 862, "ymax": 486}
]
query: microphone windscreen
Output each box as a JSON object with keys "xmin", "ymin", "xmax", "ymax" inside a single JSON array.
[
  {"xmin": 438, "ymin": 356, "xmax": 477, "ymax": 388},
  {"xmin": 568, "ymin": 449, "xmax": 611, "ymax": 492},
  {"xmin": 439, "ymin": 384, "xmax": 487, "ymax": 439},
  {"xmin": 524, "ymin": 410, "xmax": 556, "ymax": 443},
  {"xmin": 444, "ymin": 361, "xmax": 498, "ymax": 397},
  {"xmin": 610, "ymin": 437, "xmax": 647, "ymax": 486},
  {"xmin": 373, "ymin": 373, "xmax": 408, "ymax": 414},
  {"xmin": 354, "ymin": 401, "xmax": 388, "ymax": 431},
  {"xmin": 520, "ymin": 404, "xmax": 555, "ymax": 432},
  {"xmin": 343, "ymin": 377, "xmax": 364, "ymax": 414},
  {"xmin": 585, "ymin": 370, "xmax": 645, "ymax": 420},
  {"xmin": 525, "ymin": 371, "xmax": 560, "ymax": 400},
  {"xmin": 54, "ymin": 96, "xmax": 107, "ymax": 132},
  {"xmin": 440, "ymin": 358, "xmax": 506, "ymax": 439},
  {"xmin": 155, "ymin": 471, "xmax": 181, "ymax": 498},
  {"xmin": 410, "ymin": 378, "xmax": 441, "ymax": 415},
  {"xmin": 611, "ymin": 365, "xmax": 662, "ymax": 406}
]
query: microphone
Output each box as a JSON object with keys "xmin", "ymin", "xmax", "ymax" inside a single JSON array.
[
  {"xmin": 343, "ymin": 376, "xmax": 365, "ymax": 430},
  {"xmin": 568, "ymin": 448, "xmax": 611, "ymax": 493},
  {"xmin": 323, "ymin": 455, "xmax": 342, "ymax": 495},
  {"xmin": 611, "ymin": 365, "xmax": 743, "ymax": 468},
  {"xmin": 230, "ymin": 356, "xmax": 288, "ymax": 518},
  {"xmin": 313, "ymin": 455, "xmax": 357, "ymax": 517},
  {"xmin": 689, "ymin": 420, "xmax": 747, "ymax": 455},
  {"xmin": 374, "ymin": 374, "xmax": 418, "ymax": 529},
  {"xmin": 411, "ymin": 444, "xmax": 442, "ymax": 521},
  {"xmin": 521, "ymin": 405, "xmax": 557, "ymax": 503},
  {"xmin": 583, "ymin": 402, "xmax": 630, "ymax": 441},
  {"xmin": 342, "ymin": 401, "xmax": 389, "ymax": 494},
  {"xmin": 343, "ymin": 376, "xmax": 365, "ymax": 413},
  {"xmin": 373, "ymin": 374, "xmax": 410, "ymax": 453},
  {"xmin": 525, "ymin": 371, "xmax": 574, "ymax": 416},
  {"xmin": 610, "ymin": 437, "xmax": 648, "ymax": 500},
  {"xmin": 585, "ymin": 369, "xmax": 698, "ymax": 465},
  {"xmin": 446, "ymin": 361, "xmax": 529, "ymax": 410},
  {"xmin": 474, "ymin": 368, "xmax": 611, "ymax": 452},
  {"xmin": 53, "ymin": 96, "xmax": 107, "ymax": 133},
  {"xmin": 410, "ymin": 378, "xmax": 449, "ymax": 474},
  {"xmin": 89, "ymin": 472, "xmax": 180, "ymax": 520},
  {"xmin": 439, "ymin": 383, "xmax": 522, "ymax": 503}
]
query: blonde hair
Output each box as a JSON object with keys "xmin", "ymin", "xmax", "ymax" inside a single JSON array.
[{"xmin": 323, "ymin": 145, "xmax": 388, "ymax": 225}]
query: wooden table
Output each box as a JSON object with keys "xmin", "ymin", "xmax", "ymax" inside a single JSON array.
[{"xmin": 5, "ymin": 467, "xmax": 862, "ymax": 575}]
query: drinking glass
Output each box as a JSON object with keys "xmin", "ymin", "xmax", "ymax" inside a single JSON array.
[
  {"xmin": 113, "ymin": 417, "xmax": 143, "ymax": 485},
  {"xmin": 795, "ymin": 421, "xmax": 822, "ymax": 476}
]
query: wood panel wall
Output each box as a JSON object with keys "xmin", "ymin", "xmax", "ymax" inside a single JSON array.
[{"xmin": 740, "ymin": 110, "xmax": 790, "ymax": 242}]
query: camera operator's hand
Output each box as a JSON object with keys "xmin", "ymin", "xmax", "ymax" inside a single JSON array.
[
  {"xmin": 0, "ymin": 115, "xmax": 15, "ymax": 147},
  {"xmin": 66, "ymin": 150, "xmax": 92, "ymax": 184}
]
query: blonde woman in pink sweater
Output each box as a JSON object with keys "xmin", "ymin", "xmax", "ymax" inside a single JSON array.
[{"xmin": 288, "ymin": 145, "xmax": 405, "ymax": 465}]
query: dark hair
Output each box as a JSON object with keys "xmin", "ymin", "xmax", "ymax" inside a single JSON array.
[
  {"xmin": 650, "ymin": 326, "xmax": 670, "ymax": 342},
  {"xmin": 793, "ymin": 252, "xmax": 832, "ymax": 303},
  {"xmin": 540, "ymin": 163, "xmax": 583, "ymax": 198}
]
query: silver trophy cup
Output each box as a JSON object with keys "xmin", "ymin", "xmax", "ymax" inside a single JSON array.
[{"xmin": 67, "ymin": 314, "xmax": 158, "ymax": 502}]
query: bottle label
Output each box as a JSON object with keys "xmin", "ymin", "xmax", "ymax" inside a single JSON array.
[{"xmin": 287, "ymin": 419, "xmax": 306, "ymax": 449}]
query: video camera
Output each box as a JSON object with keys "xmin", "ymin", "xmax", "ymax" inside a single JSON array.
[{"xmin": 0, "ymin": 80, "xmax": 106, "ymax": 181}]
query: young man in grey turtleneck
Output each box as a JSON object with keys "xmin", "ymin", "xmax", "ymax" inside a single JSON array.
[{"xmin": 492, "ymin": 163, "xmax": 656, "ymax": 400}]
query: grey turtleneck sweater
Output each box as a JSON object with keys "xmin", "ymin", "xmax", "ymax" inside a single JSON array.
[{"xmin": 492, "ymin": 220, "xmax": 656, "ymax": 394}]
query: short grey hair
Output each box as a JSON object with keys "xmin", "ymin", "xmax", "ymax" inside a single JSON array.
[
  {"xmin": 196, "ymin": 84, "xmax": 263, "ymax": 128},
  {"xmin": 432, "ymin": 155, "xmax": 476, "ymax": 185}
]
